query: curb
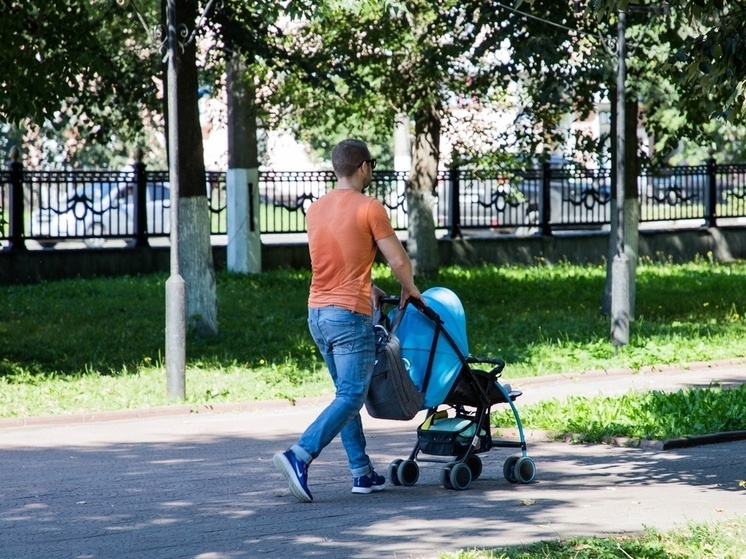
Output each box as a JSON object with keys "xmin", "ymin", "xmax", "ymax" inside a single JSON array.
[
  {"xmin": 510, "ymin": 356, "xmax": 746, "ymax": 388},
  {"xmin": 0, "ymin": 395, "xmax": 334, "ymax": 430},
  {"xmin": 661, "ymin": 430, "xmax": 746, "ymax": 450},
  {"xmin": 494, "ymin": 428, "xmax": 746, "ymax": 451},
  {"xmin": 2, "ymin": 357, "xmax": 744, "ymax": 435}
]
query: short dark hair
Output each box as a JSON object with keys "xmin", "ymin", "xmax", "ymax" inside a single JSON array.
[{"xmin": 331, "ymin": 139, "xmax": 370, "ymax": 178}]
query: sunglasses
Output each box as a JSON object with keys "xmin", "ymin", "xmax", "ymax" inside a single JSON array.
[{"xmin": 358, "ymin": 159, "xmax": 377, "ymax": 170}]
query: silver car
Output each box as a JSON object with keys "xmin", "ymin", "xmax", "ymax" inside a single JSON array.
[{"xmin": 30, "ymin": 180, "xmax": 170, "ymax": 248}]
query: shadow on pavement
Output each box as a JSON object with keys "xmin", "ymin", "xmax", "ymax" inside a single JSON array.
[{"xmin": 2, "ymin": 423, "xmax": 744, "ymax": 559}]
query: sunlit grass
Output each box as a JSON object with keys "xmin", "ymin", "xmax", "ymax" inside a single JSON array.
[
  {"xmin": 0, "ymin": 260, "xmax": 744, "ymax": 418},
  {"xmin": 441, "ymin": 515, "xmax": 746, "ymax": 559},
  {"xmin": 491, "ymin": 384, "xmax": 746, "ymax": 442}
]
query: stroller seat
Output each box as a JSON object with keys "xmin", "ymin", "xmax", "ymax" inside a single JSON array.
[{"xmin": 445, "ymin": 367, "xmax": 523, "ymax": 407}]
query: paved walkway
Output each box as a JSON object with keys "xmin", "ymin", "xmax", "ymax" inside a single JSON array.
[{"xmin": 1, "ymin": 360, "xmax": 745, "ymax": 559}]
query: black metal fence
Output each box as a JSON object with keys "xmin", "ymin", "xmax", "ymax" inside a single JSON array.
[
  {"xmin": 2, "ymin": 157, "xmax": 745, "ymax": 249},
  {"xmin": 246, "ymin": 159, "xmax": 746, "ymax": 236}
]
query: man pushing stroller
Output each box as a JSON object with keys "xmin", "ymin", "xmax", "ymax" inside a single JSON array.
[{"xmin": 273, "ymin": 139, "xmax": 424, "ymax": 502}]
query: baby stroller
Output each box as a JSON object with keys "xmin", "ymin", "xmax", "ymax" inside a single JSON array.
[{"xmin": 377, "ymin": 287, "xmax": 536, "ymax": 491}]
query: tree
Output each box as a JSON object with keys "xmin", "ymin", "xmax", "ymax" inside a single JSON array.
[
  {"xmin": 579, "ymin": 1, "xmax": 746, "ymax": 316},
  {"xmin": 1, "ymin": 0, "xmax": 218, "ymax": 337},
  {"xmin": 167, "ymin": 0, "xmax": 218, "ymax": 337},
  {"xmin": 0, "ymin": 0, "xmax": 162, "ymax": 166},
  {"xmin": 587, "ymin": 1, "xmax": 746, "ymax": 157},
  {"xmin": 216, "ymin": 1, "xmax": 609, "ymax": 277},
  {"xmin": 665, "ymin": 1, "xmax": 745, "ymax": 121}
]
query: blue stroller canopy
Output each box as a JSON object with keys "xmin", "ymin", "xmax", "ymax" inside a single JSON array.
[
  {"xmin": 379, "ymin": 288, "xmax": 537, "ymax": 491},
  {"xmin": 396, "ymin": 287, "xmax": 469, "ymax": 409}
]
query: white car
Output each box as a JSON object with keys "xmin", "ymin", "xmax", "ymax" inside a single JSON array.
[{"xmin": 30, "ymin": 180, "xmax": 170, "ymax": 248}]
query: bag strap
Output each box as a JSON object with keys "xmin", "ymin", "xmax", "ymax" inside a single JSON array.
[
  {"xmin": 373, "ymin": 299, "xmax": 407, "ymax": 334},
  {"xmin": 390, "ymin": 306, "xmax": 406, "ymax": 334}
]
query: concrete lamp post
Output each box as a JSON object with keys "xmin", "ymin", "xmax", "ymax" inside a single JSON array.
[{"xmin": 165, "ymin": 0, "xmax": 186, "ymax": 399}]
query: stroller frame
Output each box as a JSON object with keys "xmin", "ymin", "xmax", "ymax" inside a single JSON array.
[{"xmin": 380, "ymin": 296, "xmax": 536, "ymax": 491}]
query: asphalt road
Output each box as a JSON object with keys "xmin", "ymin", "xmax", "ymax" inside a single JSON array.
[{"xmin": 1, "ymin": 359, "xmax": 744, "ymax": 559}]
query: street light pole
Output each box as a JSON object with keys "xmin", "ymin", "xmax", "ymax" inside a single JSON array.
[
  {"xmin": 610, "ymin": 8, "xmax": 630, "ymax": 348},
  {"xmin": 165, "ymin": 0, "xmax": 186, "ymax": 399}
]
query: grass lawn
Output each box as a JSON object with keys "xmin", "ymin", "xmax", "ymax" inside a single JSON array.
[{"xmin": 0, "ymin": 259, "xmax": 744, "ymax": 418}]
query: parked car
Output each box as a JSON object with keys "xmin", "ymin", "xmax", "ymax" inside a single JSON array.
[
  {"xmin": 30, "ymin": 182, "xmax": 112, "ymax": 246},
  {"xmin": 465, "ymin": 156, "xmax": 611, "ymax": 229},
  {"xmin": 259, "ymin": 172, "xmax": 328, "ymax": 209},
  {"xmin": 640, "ymin": 168, "xmax": 705, "ymax": 206},
  {"xmin": 30, "ymin": 180, "xmax": 170, "ymax": 248}
]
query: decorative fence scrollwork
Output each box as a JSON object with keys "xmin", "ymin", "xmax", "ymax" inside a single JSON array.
[{"xmin": 1, "ymin": 158, "xmax": 745, "ymax": 249}]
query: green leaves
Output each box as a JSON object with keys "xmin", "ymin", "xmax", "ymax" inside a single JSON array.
[
  {"xmin": 222, "ymin": 0, "xmax": 615, "ymax": 165},
  {"xmin": 1, "ymin": 0, "xmax": 163, "ymax": 166}
]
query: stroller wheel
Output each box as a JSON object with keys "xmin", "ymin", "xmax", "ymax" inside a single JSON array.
[
  {"xmin": 449, "ymin": 462, "xmax": 472, "ymax": 491},
  {"xmin": 465, "ymin": 455, "xmax": 482, "ymax": 480},
  {"xmin": 440, "ymin": 462, "xmax": 456, "ymax": 489},
  {"xmin": 388, "ymin": 459, "xmax": 403, "ymax": 486},
  {"xmin": 513, "ymin": 456, "xmax": 536, "ymax": 484},
  {"xmin": 397, "ymin": 460, "xmax": 419, "ymax": 486},
  {"xmin": 503, "ymin": 456, "xmax": 520, "ymax": 483}
]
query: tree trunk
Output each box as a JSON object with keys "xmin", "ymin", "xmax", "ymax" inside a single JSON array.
[
  {"xmin": 602, "ymin": 95, "xmax": 639, "ymax": 320},
  {"xmin": 226, "ymin": 49, "xmax": 261, "ymax": 273},
  {"xmin": 406, "ymin": 104, "xmax": 440, "ymax": 278},
  {"xmin": 173, "ymin": 0, "xmax": 218, "ymax": 336},
  {"xmin": 180, "ymin": 196, "xmax": 217, "ymax": 335}
]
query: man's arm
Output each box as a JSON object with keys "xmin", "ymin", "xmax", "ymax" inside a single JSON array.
[{"xmin": 376, "ymin": 234, "xmax": 423, "ymax": 307}]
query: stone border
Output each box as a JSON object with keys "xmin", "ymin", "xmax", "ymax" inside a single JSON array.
[
  {"xmin": 2, "ymin": 357, "xmax": 744, "ymax": 436},
  {"xmin": 494, "ymin": 427, "xmax": 746, "ymax": 451}
]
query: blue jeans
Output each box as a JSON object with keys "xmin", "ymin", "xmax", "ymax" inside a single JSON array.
[{"xmin": 292, "ymin": 307, "xmax": 376, "ymax": 478}]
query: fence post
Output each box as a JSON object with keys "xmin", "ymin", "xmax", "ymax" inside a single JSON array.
[
  {"xmin": 540, "ymin": 160, "xmax": 553, "ymax": 236},
  {"xmin": 705, "ymin": 151, "xmax": 717, "ymax": 228},
  {"xmin": 9, "ymin": 146, "xmax": 27, "ymax": 252},
  {"xmin": 133, "ymin": 147, "xmax": 148, "ymax": 247},
  {"xmin": 449, "ymin": 167, "xmax": 462, "ymax": 238}
]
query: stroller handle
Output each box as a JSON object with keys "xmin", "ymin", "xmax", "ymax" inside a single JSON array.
[
  {"xmin": 378, "ymin": 296, "xmax": 401, "ymax": 306},
  {"xmin": 378, "ymin": 295, "xmax": 440, "ymax": 322}
]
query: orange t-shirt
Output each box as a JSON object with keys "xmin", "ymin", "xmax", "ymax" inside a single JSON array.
[{"xmin": 307, "ymin": 189, "xmax": 395, "ymax": 315}]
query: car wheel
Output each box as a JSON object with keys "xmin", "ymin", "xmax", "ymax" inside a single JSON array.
[{"xmin": 84, "ymin": 222, "xmax": 106, "ymax": 248}]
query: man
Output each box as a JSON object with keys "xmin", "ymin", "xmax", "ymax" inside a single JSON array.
[{"xmin": 273, "ymin": 139, "xmax": 422, "ymax": 502}]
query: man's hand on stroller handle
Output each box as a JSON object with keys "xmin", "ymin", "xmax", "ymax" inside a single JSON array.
[
  {"xmin": 377, "ymin": 294, "xmax": 437, "ymax": 321},
  {"xmin": 399, "ymin": 285, "xmax": 426, "ymax": 309}
]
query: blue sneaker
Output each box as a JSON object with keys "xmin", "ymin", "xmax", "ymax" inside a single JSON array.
[
  {"xmin": 352, "ymin": 470, "xmax": 386, "ymax": 494},
  {"xmin": 273, "ymin": 450, "xmax": 313, "ymax": 503}
]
